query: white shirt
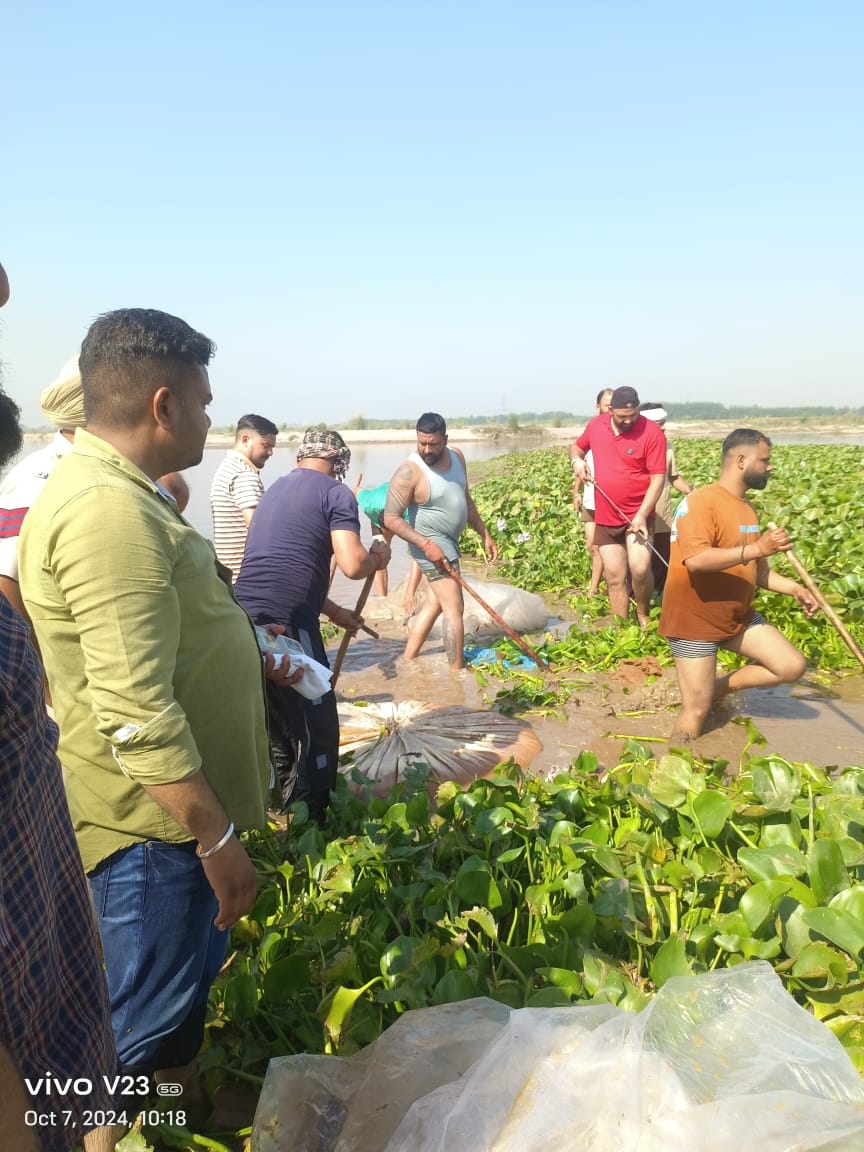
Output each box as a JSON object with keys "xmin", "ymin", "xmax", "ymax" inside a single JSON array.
[{"xmin": 0, "ymin": 433, "xmax": 72, "ymax": 580}]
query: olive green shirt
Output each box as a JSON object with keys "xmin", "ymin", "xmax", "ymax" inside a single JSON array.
[{"xmin": 19, "ymin": 428, "xmax": 270, "ymax": 873}]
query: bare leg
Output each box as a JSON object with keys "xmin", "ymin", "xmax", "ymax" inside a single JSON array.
[
  {"xmin": 405, "ymin": 572, "xmax": 465, "ymax": 668},
  {"xmin": 598, "ymin": 541, "xmax": 629, "ymax": 619},
  {"xmin": 625, "ymin": 531, "xmax": 655, "ymax": 626},
  {"xmin": 719, "ymin": 623, "xmax": 807, "ymax": 694},
  {"xmin": 402, "ymin": 561, "xmax": 422, "ymax": 617},
  {"xmin": 432, "ymin": 576, "xmax": 466, "ymax": 668},
  {"xmin": 404, "ymin": 573, "xmax": 441, "ymax": 659},
  {"xmin": 584, "ymin": 521, "xmax": 604, "ymax": 596},
  {"xmin": 85, "ymin": 1124, "xmax": 126, "ymax": 1151},
  {"xmin": 670, "ymin": 652, "xmax": 718, "ymax": 741}
]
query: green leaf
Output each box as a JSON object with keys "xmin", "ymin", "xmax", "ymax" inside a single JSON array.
[
  {"xmin": 749, "ymin": 757, "xmax": 802, "ymax": 811},
  {"xmin": 800, "ymin": 908, "xmax": 864, "ymax": 958},
  {"xmin": 262, "ymin": 955, "xmax": 311, "ymax": 1005},
  {"xmin": 690, "ymin": 790, "xmax": 733, "ymax": 839},
  {"xmin": 790, "ymin": 942, "xmax": 849, "ymax": 984},
  {"xmin": 830, "ymin": 887, "xmax": 864, "ymax": 921},
  {"xmin": 432, "ymin": 970, "xmax": 482, "ymax": 1004},
  {"xmin": 323, "ymin": 978, "xmax": 381, "ymax": 1045},
  {"xmin": 649, "ymin": 754, "xmax": 694, "ymax": 807},
  {"xmin": 739, "ymin": 876, "xmax": 794, "ymax": 935},
  {"xmin": 527, "ymin": 987, "xmax": 574, "ymax": 1006},
  {"xmin": 223, "ymin": 972, "xmax": 259, "ymax": 1023},
  {"xmin": 537, "ymin": 966, "xmax": 583, "ymax": 996},
  {"xmin": 807, "ymin": 839, "xmax": 851, "ymax": 905},
  {"xmin": 738, "ymin": 844, "xmax": 807, "ymax": 882},
  {"xmin": 454, "ymin": 857, "xmax": 503, "ymax": 909},
  {"xmin": 649, "ymin": 936, "xmax": 693, "ymax": 987},
  {"xmin": 475, "ymin": 806, "xmax": 513, "ymax": 836},
  {"xmin": 380, "ymin": 935, "xmax": 424, "ymax": 977}
]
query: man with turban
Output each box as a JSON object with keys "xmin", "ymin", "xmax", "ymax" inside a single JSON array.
[
  {"xmin": 0, "ymin": 356, "xmax": 85, "ymax": 619},
  {"xmin": 235, "ymin": 428, "xmax": 390, "ymax": 818}
]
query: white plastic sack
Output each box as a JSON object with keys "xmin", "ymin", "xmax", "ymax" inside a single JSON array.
[
  {"xmin": 430, "ymin": 579, "xmax": 547, "ymax": 640},
  {"xmin": 251, "ymin": 962, "xmax": 864, "ymax": 1152},
  {"xmin": 337, "ymin": 700, "xmax": 542, "ymax": 795}
]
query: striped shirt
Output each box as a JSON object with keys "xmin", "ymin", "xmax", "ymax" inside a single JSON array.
[
  {"xmin": 0, "ymin": 596, "xmax": 116, "ymax": 1149},
  {"xmin": 209, "ymin": 449, "xmax": 265, "ymax": 581}
]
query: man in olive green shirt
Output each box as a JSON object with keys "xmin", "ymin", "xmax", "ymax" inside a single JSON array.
[{"xmin": 20, "ymin": 308, "xmax": 298, "ymax": 1077}]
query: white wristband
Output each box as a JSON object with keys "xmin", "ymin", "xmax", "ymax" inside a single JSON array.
[{"xmin": 196, "ymin": 821, "xmax": 234, "ymax": 859}]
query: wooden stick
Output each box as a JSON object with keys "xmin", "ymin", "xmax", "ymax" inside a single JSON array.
[
  {"xmin": 330, "ymin": 571, "xmax": 376, "ymax": 686},
  {"xmin": 769, "ymin": 523, "xmax": 864, "ymax": 669},
  {"xmin": 439, "ymin": 558, "xmax": 550, "ymax": 672}
]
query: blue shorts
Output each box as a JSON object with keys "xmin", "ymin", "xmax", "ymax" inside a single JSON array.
[
  {"xmin": 88, "ymin": 839, "xmax": 228, "ymax": 1072},
  {"xmin": 667, "ymin": 611, "xmax": 768, "ymax": 659}
]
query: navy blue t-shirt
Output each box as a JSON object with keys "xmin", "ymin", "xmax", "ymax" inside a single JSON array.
[{"xmin": 234, "ymin": 468, "xmax": 361, "ymax": 629}]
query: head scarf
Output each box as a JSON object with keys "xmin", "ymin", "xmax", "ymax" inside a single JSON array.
[
  {"xmin": 641, "ymin": 407, "xmax": 668, "ymax": 423},
  {"xmin": 40, "ymin": 357, "xmax": 86, "ymax": 429},
  {"xmin": 296, "ymin": 428, "xmax": 351, "ymax": 482}
]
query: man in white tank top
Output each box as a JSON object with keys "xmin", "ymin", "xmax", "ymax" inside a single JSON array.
[{"xmin": 383, "ymin": 412, "xmax": 498, "ymax": 669}]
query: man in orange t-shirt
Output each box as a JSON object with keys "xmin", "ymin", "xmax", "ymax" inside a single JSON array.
[{"xmin": 659, "ymin": 428, "xmax": 818, "ymax": 741}]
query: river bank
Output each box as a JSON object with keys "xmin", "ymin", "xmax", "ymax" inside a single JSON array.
[{"xmin": 18, "ymin": 415, "xmax": 864, "ymax": 449}]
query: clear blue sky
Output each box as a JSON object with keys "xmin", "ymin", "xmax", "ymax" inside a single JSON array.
[{"xmin": 3, "ymin": 1, "xmax": 862, "ymax": 428}]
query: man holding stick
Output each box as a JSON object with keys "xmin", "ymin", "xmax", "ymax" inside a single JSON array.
[
  {"xmin": 570, "ymin": 386, "xmax": 667, "ymax": 627},
  {"xmin": 659, "ymin": 428, "xmax": 818, "ymax": 741},
  {"xmin": 383, "ymin": 412, "xmax": 498, "ymax": 670},
  {"xmin": 234, "ymin": 429, "xmax": 389, "ymax": 818}
]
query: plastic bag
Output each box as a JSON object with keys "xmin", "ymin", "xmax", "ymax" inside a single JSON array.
[
  {"xmin": 432, "ymin": 579, "xmax": 548, "ymax": 640},
  {"xmin": 254, "ymin": 626, "xmax": 332, "ymax": 700},
  {"xmin": 251, "ymin": 962, "xmax": 864, "ymax": 1152}
]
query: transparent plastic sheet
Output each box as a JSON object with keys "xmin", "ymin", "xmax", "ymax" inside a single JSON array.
[{"xmin": 251, "ymin": 963, "xmax": 864, "ymax": 1152}]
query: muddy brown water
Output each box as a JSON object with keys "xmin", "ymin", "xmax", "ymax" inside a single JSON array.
[{"xmin": 331, "ymin": 603, "xmax": 864, "ymax": 779}]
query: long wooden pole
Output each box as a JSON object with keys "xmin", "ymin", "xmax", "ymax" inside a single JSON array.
[
  {"xmin": 330, "ymin": 571, "xmax": 376, "ymax": 687},
  {"xmin": 769, "ymin": 523, "xmax": 864, "ymax": 670},
  {"xmin": 439, "ymin": 558, "xmax": 550, "ymax": 672}
]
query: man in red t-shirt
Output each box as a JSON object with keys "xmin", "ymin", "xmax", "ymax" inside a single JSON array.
[
  {"xmin": 659, "ymin": 428, "xmax": 818, "ymax": 741},
  {"xmin": 570, "ymin": 386, "xmax": 667, "ymax": 625}
]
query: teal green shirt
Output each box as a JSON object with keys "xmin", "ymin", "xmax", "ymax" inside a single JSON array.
[{"xmin": 20, "ymin": 429, "xmax": 270, "ymax": 873}]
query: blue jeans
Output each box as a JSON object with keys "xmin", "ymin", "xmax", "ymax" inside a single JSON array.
[{"xmin": 88, "ymin": 839, "xmax": 228, "ymax": 1072}]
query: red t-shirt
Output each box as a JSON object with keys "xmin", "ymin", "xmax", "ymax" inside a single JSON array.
[{"xmin": 575, "ymin": 414, "xmax": 667, "ymax": 525}]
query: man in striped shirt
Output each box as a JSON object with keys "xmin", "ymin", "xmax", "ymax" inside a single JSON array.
[{"xmin": 210, "ymin": 413, "xmax": 278, "ymax": 580}]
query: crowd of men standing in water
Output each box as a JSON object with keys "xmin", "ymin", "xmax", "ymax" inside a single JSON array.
[{"xmin": 0, "ymin": 273, "xmax": 818, "ymax": 1151}]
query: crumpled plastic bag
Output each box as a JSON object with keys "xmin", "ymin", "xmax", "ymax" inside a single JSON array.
[
  {"xmin": 255, "ymin": 627, "xmax": 333, "ymax": 700},
  {"xmin": 251, "ymin": 962, "xmax": 864, "ymax": 1152}
]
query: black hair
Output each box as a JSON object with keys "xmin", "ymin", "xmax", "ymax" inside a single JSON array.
[
  {"xmin": 236, "ymin": 413, "xmax": 278, "ymax": 439},
  {"xmin": 595, "ymin": 389, "xmax": 613, "ymax": 405},
  {"xmin": 416, "ymin": 412, "xmax": 446, "ymax": 436},
  {"xmin": 0, "ymin": 389, "xmax": 23, "ymax": 471},
  {"xmin": 80, "ymin": 308, "xmax": 215, "ymax": 428},
  {"xmin": 722, "ymin": 428, "xmax": 771, "ymax": 457}
]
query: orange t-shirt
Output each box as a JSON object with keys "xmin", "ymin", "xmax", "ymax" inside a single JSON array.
[{"xmin": 659, "ymin": 483, "xmax": 761, "ymax": 641}]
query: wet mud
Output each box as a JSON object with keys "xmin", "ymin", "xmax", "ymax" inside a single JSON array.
[{"xmin": 332, "ymin": 612, "xmax": 864, "ymax": 781}]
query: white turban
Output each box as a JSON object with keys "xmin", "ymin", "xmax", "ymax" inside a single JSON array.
[{"xmin": 39, "ymin": 357, "xmax": 86, "ymax": 429}]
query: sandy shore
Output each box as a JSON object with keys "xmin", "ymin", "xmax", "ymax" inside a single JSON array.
[
  {"xmin": 202, "ymin": 418, "xmax": 864, "ymax": 447},
  {"xmin": 21, "ymin": 418, "xmax": 864, "ymax": 448}
]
